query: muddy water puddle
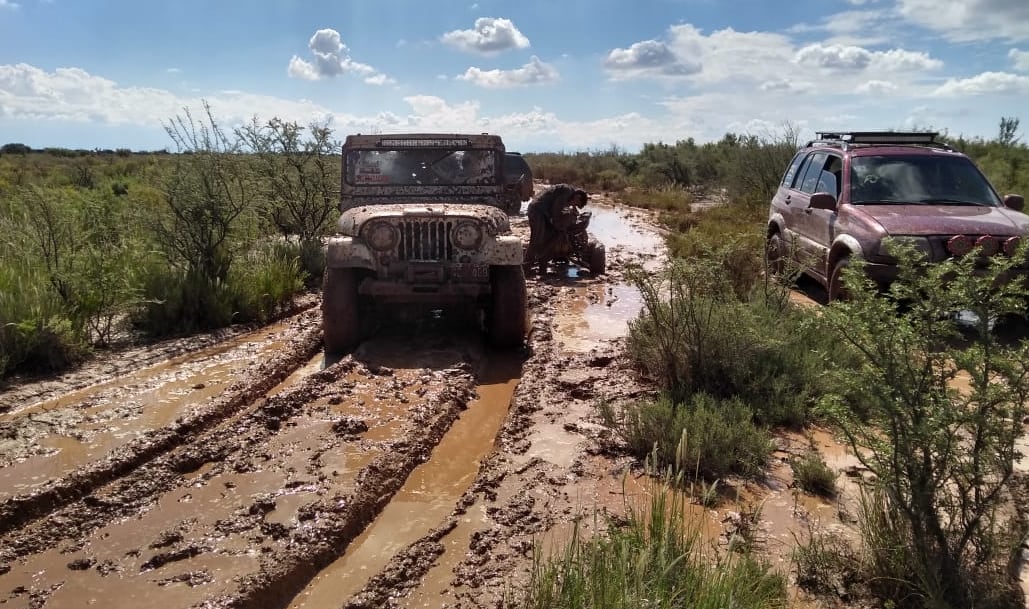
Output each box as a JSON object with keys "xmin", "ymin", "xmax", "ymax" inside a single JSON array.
[
  {"xmin": 546, "ymin": 202, "xmax": 667, "ymax": 353},
  {"xmin": 585, "ymin": 202, "xmax": 665, "ymax": 261},
  {"xmin": 0, "ymin": 327, "xmax": 316, "ymax": 501},
  {"xmin": 287, "ymin": 354, "xmax": 522, "ymax": 609}
]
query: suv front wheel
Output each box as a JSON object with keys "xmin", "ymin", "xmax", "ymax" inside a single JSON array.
[
  {"xmin": 766, "ymin": 232, "xmax": 786, "ymax": 277},
  {"xmin": 828, "ymin": 255, "xmax": 851, "ymax": 302}
]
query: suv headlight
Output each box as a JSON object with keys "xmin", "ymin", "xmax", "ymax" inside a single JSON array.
[
  {"xmin": 452, "ymin": 221, "xmax": 483, "ymax": 250},
  {"xmin": 877, "ymin": 236, "xmax": 931, "ymax": 260},
  {"xmin": 363, "ymin": 221, "xmax": 399, "ymax": 251}
]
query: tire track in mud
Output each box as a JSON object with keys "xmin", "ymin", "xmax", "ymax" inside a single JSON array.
[
  {"xmin": 343, "ymin": 282, "xmax": 647, "ymax": 609},
  {"xmin": 213, "ymin": 371, "xmax": 477, "ymax": 609},
  {"xmin": 0, "ymin": 294, "xmax": 320, "ymax": 416},
  {"xmin": 0, "ymin": 311, "xmax": 323, "ymax": 541},
  {"xmin": 0, "ymin": 199, "xmax": 673, "ymax": 609},
  {"xmin": 0, "ymin": 326, "xmax": 486, "ymax": 609}
]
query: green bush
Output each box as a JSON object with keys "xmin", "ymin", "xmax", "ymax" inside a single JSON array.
[
  {"xmin": 792, "ymin": 528, "xmax": 862, "ymax": 598},
  {"xmin": 0, "ymin": 305, "xmax": 89, "ymax": 376},
  {"xmin": 600, "ymin": 393, "xmax": 772, "ymax": 481},
  {"xmin": 789, "ymin": 452, "xmax": 836, "ymax": 498},
  {"xmin": 625, "ymin": 259, "xmax": 838, "ymax": 427},
  {"xmin": 817, "ymin": 244, "xmax": 1029, "ymax": 608},
  {"xmin": 520, "ymin": 474, "xmax": 785, "ymax": 609}
]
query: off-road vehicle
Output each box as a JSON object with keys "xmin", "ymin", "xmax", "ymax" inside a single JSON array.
[
  {"xmin": 766, "ymin": 131, "xmax": 1028, "ymax": 300},
  {"xmin": 541, "ymin": 202, "xmax": 606, "ymax": 275},
  {"xmin": 322, "ymin": 133, "xmax": 528, "ymax": 355},
  {"xmin": 501, "ymin": 152, "xmax": 534, "ymax": 214}
]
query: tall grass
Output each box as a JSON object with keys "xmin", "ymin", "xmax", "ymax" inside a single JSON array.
[
  {"xmin": 599, "ymin": 393, "xmax": 772, "ymax": 481},
  {"xmin": 519, "ymin": 474, "xmax": 786, "ymax": 609},
  {"xmin": 0, "ymin": 267, "xmax": 88, "ymax": 375}
]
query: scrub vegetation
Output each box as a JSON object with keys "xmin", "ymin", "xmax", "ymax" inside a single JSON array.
[{"xmin": 4, "ymin": 109, "xmax": 1029, "ymax": 608}]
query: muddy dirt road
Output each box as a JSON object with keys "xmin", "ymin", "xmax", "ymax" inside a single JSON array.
[{"xmin": 0, "ymin": 198, "xmax": 864, "ymax": 609}]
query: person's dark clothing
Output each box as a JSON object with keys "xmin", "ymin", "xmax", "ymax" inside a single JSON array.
[{"xmin": 525, "ymin": 184, "xmax": 579, "ymax": 270}]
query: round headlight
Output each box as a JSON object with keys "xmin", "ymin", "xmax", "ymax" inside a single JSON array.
[
  {"xmin": 946, "ymin": 235, "xmax": 973, "ymax": 257},
  {"xmin": 975, "ymin": 235, "xmax": 999, "ymax": 256},
  {"xmin": 1003, "ymin": 236, "xmax": 1022, "ymax": 256},
  {"xmin": 452, "ymin": 221, "xmax": 482, "ymax": 250},
  {"xmin": 364, "ymin": 222, "xmax": 398, "ymax": 251}
]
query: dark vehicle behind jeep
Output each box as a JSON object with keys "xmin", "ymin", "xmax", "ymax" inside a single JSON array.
[{"xmin": 766, "ymin": 131, "xmax": 1028, "ymax": 300}]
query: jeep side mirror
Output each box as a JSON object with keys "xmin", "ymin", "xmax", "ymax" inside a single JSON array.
[
  {"xmin": 1004, "ymin": 194, "xmax": 1025, "ymax": 212},
  {"xmin": 810, "ymin": 192, "xmax": 838, "ymax": 211}
]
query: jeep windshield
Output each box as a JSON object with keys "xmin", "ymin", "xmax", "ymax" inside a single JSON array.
[
  {"xmin": 345, "ymin": 149, "xmax": 497, "ymax": 186},
  {"xmin": 850, "ymin": 155, "xmax": 1002, "ymax": 206}
]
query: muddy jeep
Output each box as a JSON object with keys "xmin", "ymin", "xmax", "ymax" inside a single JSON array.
[{"xmin": 322, "ymin": 133, "xmax": 528, "ymax": 355}]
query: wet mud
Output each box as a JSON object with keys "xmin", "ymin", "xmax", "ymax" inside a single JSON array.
[{"xmin": 0, "ymin": 197, "xmax": 871, "ymax": 609}]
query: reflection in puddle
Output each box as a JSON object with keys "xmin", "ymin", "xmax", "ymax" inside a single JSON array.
[
  {"xmin": 544, "ymin": 203, "xmax": 663, "ymax": 354},
  {"xmin": 584, "ymin": 204, "xmax": 665, "ymax": 257},
  {"xmin": 553, "ymin": 282, "xmax": 644, "ymax": 354}
]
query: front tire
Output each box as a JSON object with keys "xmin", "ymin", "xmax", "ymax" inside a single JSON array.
[
  {"xmin": 828, "ymin": 256, "xmax": 851, "ymax": 302},
  {"xmin": 488, "ymin": 265, "xmax": 528, "ymax": 349},
  {"xmin": 322, "ymin": 268, "xmax": 362, "ymax": 356}
]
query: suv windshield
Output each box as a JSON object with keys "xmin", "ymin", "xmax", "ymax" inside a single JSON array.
[
  {"xmin": 346, "ymin": 149, "xmax": 497, "ymax": 186},
  {"xmin": 850, "ymin": 155, "xmax": 1002, "ymax": 206}
]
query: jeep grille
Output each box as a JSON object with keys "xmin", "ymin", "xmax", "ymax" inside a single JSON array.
[{"xmin": 398, "ymin": 220, "xmax": 454, "ymax": 261}]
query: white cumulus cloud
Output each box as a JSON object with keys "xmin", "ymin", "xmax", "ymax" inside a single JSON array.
[
  {"xmin": 933, "ymin": 71, "xmax": 1029, "ymax": 96},
  {"xmin": 441, "ymin": 17, "xmax": 530, "ymax": 55},
  {"xmin": 897, "ymin": 0, "xmax": 1029, "ymax": 42},
  {"xmin": 603, "ymin": 39, "xmax": 701, "ymax": 78},
  {"xmin": 457, "ymin": 56, "xmax": 559, "ymax": 88},
  {"xmin": 287, "ymin": 28, "xmax": 391, "ymax": 84},
  {"xmin": 857, "ymin": 80, "xmax": 899, "ymax": 94},
  {"xmin": 794, "ymin": 44, "xmax": 941, "ymax": 72}
]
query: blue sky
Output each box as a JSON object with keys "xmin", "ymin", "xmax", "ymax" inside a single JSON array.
[{"xmin": 1, "ymin": 0, "xmax": 1027, "ymax": 152}]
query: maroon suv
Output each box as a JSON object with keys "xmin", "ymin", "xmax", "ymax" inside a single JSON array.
[{"xmin": 766, "ymin": 131, "xmax": 1028, "ymax": 300}]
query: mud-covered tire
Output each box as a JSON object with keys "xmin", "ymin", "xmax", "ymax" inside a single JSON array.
[
  {"xmin": 828, "ymin": 255, "xmax": 850, "ymax": 303},
  {"xmin": 488, "ymin": 265, "xmax": 528, "ymax": 349},
  {"xmin": 766, "ymin": 232, "xmax": 785, "ymax": 277},
  {"xmin": 587, "ymin": 239, "xmax": 606, "ymax": 275},
  {"xmin": 322, "ymin": 268, "xmax": 361, "ymax": 356}
]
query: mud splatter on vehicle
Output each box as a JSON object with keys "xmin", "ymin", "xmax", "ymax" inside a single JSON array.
[{"xmin": 322, "ymin": 134, "xmax": 528, "ymax": 357}]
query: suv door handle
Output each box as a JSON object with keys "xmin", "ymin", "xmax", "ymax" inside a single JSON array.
[{"xmin": 784, "ymin": 195, "xmax": 792, "ymax": 205}]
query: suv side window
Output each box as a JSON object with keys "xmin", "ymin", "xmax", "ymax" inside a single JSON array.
[
  {"xmin": 791, "ymin": 153, "xmax": 816, "ymax": 190},
  {"xmin": 799, "ymin": 152, "xmax": 828, "ymax": 193},
  {"xmin": 781, "ymin": 152, "xmax": 806, "ymax": 187}
]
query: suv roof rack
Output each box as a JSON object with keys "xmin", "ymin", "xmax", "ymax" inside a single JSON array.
[{"xmin": 806, "ymin": 131, "xmax": 953, "ymax": 151}]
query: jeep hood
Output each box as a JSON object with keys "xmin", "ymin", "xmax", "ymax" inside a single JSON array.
[
  {"xmin": 855, "ymin": 204, "xmax": 1029, "ymax": 236},
  {"xmin": 338, "ymin": 203, "xmax": 510, "ymax": 235}
]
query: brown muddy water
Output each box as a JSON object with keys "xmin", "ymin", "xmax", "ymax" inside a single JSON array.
[{"xmin": 289, "ymin": 355, "xmax": 522, "ymax": 608}]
